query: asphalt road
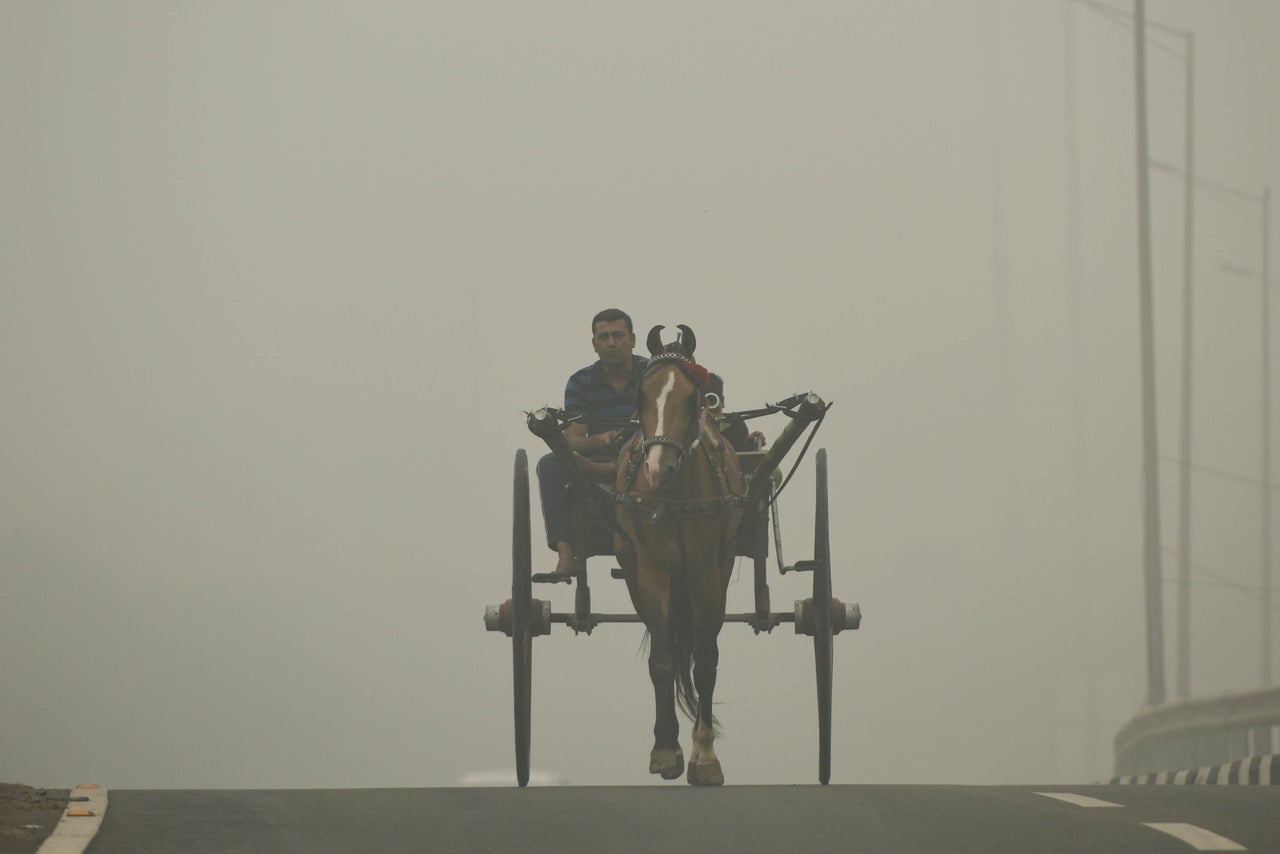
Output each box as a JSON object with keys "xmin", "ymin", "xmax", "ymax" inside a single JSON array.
[{"xmin": 80, "ymin": 784, "xmax": 1279, "ymax": 853}]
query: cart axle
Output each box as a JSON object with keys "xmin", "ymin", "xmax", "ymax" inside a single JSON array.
[{"xmin": 484, "ymin": 606, "xmax": 847, "ymax": 636}]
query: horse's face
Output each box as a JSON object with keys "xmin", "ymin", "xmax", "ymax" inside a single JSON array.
[{"xmin": 637, "ymin": 362, "xmax": 701, "ymax": 491}]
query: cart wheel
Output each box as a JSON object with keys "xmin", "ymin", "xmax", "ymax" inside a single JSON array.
[
  {"xmin": 812, "ymin": 448, "xmax": 833, "ymax": 786},
  {"xmin": 512, "ymin": 449, "xmax": 534, "ymax": 787}
]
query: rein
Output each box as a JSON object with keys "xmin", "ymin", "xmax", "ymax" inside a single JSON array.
[
  {"xmin": 542, "ymin": 387, "xmax": 825, "ymax": 518},
  {"xmin": 760, "ymin": 399, "xmax": 830, "ymax": 512},
  {"xmin": 536, "ymin": 379, "xmax": 821, "ymax": 549},
  {"xmin": 620, "ymin": 419, "xmax": 747, "ymax": 518}
]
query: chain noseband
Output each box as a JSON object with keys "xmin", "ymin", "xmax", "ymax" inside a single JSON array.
[{"xmin": 638, "ymin": 432, "xmax": 689, "ymax": 458}]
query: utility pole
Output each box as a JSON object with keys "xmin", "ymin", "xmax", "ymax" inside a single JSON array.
[
  {"xmin": 1175, "ymin": 31, "xmax": 1195, "ymax": 701},
  {"xmin": 1134, "ymin": 0, "xmax": 1166, "ymax": 707},
  {"xmin": 1072, "ymin": 0, "xmax": 1197, "ymax": 705},
  {"xmin": 1263, "ymin": 186, "xmax": 1273, "ymax": 687},
  {"xmin": 1214, "ymin": 180, "xmax": 1275, "ymax": 688}
]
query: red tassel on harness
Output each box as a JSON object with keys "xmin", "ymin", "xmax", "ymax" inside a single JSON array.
[{"xmin": 681, "ymin": 362, "xmax": 710, "ymax": 389}]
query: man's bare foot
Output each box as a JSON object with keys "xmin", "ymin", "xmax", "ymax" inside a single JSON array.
[
  {"xmin": 553, "ymin": 542, "xmax": 576, "ymax": 576},
  {"xmin": 532, "ymin": 543, "xmax": 577, "ymax": 584}
]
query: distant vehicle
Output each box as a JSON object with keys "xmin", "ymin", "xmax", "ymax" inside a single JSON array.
[{"xmin": 455, "ymin": 769, "xmax": 568, "ymax": 787}]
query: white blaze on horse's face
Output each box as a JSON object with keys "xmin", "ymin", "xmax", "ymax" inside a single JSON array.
[{"xmin": 644, "ymin": 370, "xmax": 678, "ymax": 488}]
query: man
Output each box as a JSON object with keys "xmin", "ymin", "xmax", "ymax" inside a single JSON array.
[{"xmin": 536, "ymin": 308, "xmax": 648, "ymax": 578}]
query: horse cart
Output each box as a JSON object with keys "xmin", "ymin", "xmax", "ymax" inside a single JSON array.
[{"xmin": 484, "ymin": 326, "xmax": 861, "ymax": 786}]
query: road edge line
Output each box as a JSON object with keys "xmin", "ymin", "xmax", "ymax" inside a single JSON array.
[{"xmin": 36, "ymin": 785, "xmax": 107, "ymax": 854}]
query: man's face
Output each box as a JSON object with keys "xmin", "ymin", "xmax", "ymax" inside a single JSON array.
[{"xmin": 591, "ymin": 319, "xmax": 636, "ymax": 367}]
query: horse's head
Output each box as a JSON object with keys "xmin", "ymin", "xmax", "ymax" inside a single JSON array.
[{"xmin": 637, "ymin": 325, "xmax": 708, "ymax": 490}]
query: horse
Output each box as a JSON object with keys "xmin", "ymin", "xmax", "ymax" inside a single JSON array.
[{"xmin": 614, "ymin": 324, "xmax": 747, "ymax": 786}]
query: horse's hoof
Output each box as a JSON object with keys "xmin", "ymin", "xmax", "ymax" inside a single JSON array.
[
  {"xmin": 686, "ymin": 759, "xmax": 724, "ymax": 787},
  {"xmin": 649, "ymin": 748, "xmax": 684, "ymax": 780}
]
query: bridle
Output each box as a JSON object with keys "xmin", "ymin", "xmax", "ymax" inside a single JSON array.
[
  {"xmin": 631, "ymin": 352, "xmax": 705, "ymax": 484},
  {"xmin": 617, "ymin": 342, "xmax": 746, "ymax": 533}
]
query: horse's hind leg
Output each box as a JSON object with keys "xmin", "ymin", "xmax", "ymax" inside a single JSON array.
[
  {"xmin": 647, "ymin": 623, "xmax": 684, "ymax": 780},
  {"xmin": 686, "ymin": 631, "xmax": 724, "ymax": 786}
]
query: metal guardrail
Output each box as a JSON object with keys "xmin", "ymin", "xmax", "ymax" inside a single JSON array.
[{"xmin": 1114, "ymin": 684, "xmax": 1280, "ymax": 776}]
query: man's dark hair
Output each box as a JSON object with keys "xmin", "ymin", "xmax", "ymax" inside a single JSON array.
[
  {"xmin": 592, "ymin": 308, "xmax": 633, "ymax": 335},
  {"xmin": 707, "ymin": 373, "xmax": 724, "ymax": 397}
]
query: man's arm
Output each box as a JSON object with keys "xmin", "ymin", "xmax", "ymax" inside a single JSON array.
[
  {"xmin": 561, "ymin": 422, "xmax": 625, "ymax": 482},
  {"xmin": 564, "ymin": 372, "xmax": 598, "ymax": 454},
  {"xmin": 563, "ymin": 371, "xmax": 622, "ymax": 478},
  {"xmin": 563, "ymin": 422, "xmax": 621, "ymax": 454}
]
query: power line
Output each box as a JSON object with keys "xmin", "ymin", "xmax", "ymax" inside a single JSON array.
[
  {"xmin": 1161, "ymin": 546, "xmax": 1280, "ymax": 610},
  {"xmin": 1221, "ymin": 261, "xmax": 1280, "ymax": 289},
  {"xmin": 1148, "ymin": 159, "xmax": 1266, "ymax": 209},
  {"xmin": 1158, "ymin": 455, "xmax": 1280, "ymax": 492}
]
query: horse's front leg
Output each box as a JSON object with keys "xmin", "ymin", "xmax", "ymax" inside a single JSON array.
[
  {"xmin": 623, "ymin": 538, "xmax": 683, "ymax": 781},
  {"xmin": 647, "ymin": 620, "xmax": 684, "ymax": 780},
  {"xmin": 686, "ymin": 628, "xmax": 724, "ymax": 786}
]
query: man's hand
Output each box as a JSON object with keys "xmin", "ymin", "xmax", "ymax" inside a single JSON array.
[{"xmin": 565, "ymin": 424, "xmax": 624, "ymax": 456}]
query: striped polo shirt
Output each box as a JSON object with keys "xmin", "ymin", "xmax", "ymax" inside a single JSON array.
[{"xmin": 564, "ymin": 355, "xmax": 649, "ymax": 441}]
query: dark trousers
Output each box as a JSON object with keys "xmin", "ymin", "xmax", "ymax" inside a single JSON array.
[{"xmin": 536, "ymin": 453, "xmax": 572, "ymax": 550}]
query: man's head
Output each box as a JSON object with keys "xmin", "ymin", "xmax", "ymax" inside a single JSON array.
[
  {"xmin": 591, "ymin": 308, "xmax": 636, "ymax": 370},
  {"xmin": 591, "ymin": 308, "xmax": 633, "ymax": 336}
]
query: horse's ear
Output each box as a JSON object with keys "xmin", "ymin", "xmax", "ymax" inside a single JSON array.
[
  {"xmin": 676, "ymin": 325, "xmax": 696, "ymax": 358},
  {"xmin": 647, "ymin": 325, "xmax": 665, "ymax": 356}
]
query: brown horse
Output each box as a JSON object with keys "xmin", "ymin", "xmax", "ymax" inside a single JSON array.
[{"xmin": 614, "ymin": 324, "xmax": 746, "ymax": 786}]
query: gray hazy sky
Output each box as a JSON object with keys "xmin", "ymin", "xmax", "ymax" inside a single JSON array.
[{"xmin": 2, "ymin": 1, "xmax": 1277, "ymax": 788}]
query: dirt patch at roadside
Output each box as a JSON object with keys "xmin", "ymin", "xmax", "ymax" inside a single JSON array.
[{"xmin": 0, "ymin": 784, "xmax": 69, "ymax": 854}]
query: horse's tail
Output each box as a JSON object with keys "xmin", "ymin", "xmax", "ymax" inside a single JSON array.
[{"xmin": 666, "ymin": 546, "xmax": 699, "ymax": 723}]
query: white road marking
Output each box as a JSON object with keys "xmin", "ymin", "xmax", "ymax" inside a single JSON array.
[
  {"xmin": 1144, "ymin": 822, "xmax": 1246, "ymax": 851},
  {"xmin": 1034, "ymin": 792, "xmax": 1123, "ymax": 808},
  {"xmin": 37, "ymin": 786, "xmax": 108, "ymax": 854}
]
